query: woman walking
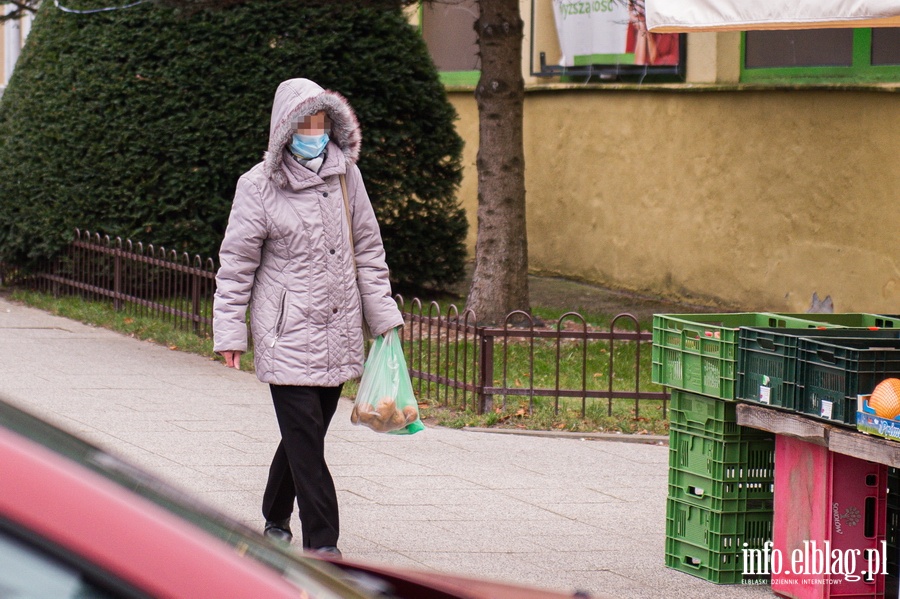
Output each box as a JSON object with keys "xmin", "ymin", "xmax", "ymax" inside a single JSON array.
[{"xmin": 213, "ymin": 78, "xmax": 403, "ymax": 557}]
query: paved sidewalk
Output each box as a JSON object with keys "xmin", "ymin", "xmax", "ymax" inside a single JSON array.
[{"xmin": 0, "ymin": 296, "xmax": 774, "ymax": 598}]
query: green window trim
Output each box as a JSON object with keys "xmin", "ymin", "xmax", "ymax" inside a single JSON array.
[
  {"xmin": 438, "ymin": 70, "xmax": 480, "ymax": 86},
  {"xmin": 740, "ymin": 29, "xmax": 900, "ymax": 84},
  {"xmin": 572, "ymin": 54, "xmax": 635, "ymax": 66}
]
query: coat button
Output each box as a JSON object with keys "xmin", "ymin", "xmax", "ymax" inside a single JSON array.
[
  {"xmin": 332, "ymin": 308, "xmax": 338, "ymax": 314},
  {"xmin": 329, "ymin": 249, "xmax": 335, "ymax": 255},
  {"xmin": 323, "ymin": 192, "xmax": 329, "ymax": 197}
]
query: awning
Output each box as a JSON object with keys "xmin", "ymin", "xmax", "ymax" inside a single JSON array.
[{"xmin": 645, "ymin": 0, "xmax": 900, "ymax": 32}]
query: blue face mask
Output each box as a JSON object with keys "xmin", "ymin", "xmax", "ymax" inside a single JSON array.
[{"xmin": 289, "ymin": 132, "xmax": 329, "ymax": 159}]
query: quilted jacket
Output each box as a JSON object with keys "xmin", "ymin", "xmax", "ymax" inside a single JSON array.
[{"xmin": 213, "ymin": 78, "xmax": 404, "ymax": 386}]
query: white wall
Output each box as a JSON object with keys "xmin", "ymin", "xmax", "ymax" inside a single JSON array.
[{"xmin": 2, "ymin": 7, "xmax": 34, "ymax": 88}]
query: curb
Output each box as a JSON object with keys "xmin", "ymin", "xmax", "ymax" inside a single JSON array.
[{"xmin": 459, "ymin": 426, "xmax": 668, "ymax": 445}]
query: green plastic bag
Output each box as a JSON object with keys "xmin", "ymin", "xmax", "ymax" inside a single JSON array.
[{"xmin": 351, "ymin": 328, "xmax": 424, "ymax": 435}]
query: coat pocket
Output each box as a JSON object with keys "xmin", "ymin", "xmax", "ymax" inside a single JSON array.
[{"xmin": 269, "ymin": 288, "xmax": 288, "ymax": 348}]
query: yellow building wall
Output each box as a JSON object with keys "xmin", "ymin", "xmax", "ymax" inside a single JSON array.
[{"xmin": 447, "ymin": 88, "xmax": 900, "ymax": 313}]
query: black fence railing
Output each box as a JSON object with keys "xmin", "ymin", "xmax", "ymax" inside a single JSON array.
[
  {"xmin": 16, "ymin": 230, "xmax": 668, "ymax": 417},
  {"xmin": 30, "ymin": 229, "xmax": 217, "ymax": 336},
  {"xmin": 397, "ymin": 298, "xmax": 668, "ymax": 417}
]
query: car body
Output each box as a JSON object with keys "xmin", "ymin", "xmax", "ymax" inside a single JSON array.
[{"xmin": 0, "ymin": 397, "xmax": 594, "ymax": 599}]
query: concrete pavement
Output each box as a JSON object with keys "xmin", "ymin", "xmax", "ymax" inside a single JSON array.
[{"xmin": 0, "ymin": 295, "xmax": 774, "ymax": 599}]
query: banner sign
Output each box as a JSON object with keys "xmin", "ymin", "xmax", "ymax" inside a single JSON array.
[
  {"xmin": 552, "ymin": 0, "xmax": 680, "ymax": 67},
  {"xmin": 645, "ymin": 0, "xmax": 900, "ymax": 31}
]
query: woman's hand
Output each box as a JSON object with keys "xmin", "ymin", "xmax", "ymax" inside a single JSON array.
[{"xmin": 222, "ymin": 350, "xmax": 243, "ymax": 369}]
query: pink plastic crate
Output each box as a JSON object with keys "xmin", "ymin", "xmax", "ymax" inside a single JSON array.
[{"xmin": 769, "ymin": 437, "xmax": 887, "ymax": 599}]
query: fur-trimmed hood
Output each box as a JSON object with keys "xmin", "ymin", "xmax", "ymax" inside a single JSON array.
[{"xmin": 263, "ymin": 78, "xmax": 362, "ymax": 188}]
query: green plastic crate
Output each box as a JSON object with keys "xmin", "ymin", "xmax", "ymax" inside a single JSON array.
[
  {"xmin": 797, "ymin": 336, "xmax": 900, "ymax": 426},
  {"xmin": 665, "ymin": 537, "xmax": 770, "ymax": 585},
  {"xmin": 776, "ymin": 313, "xmax": 900, "ymax": 329},
  {"xmin": 665, "ymin": 497, "xmax": 773, "ymax": 584},
  {"xmin": 668, "ymin": 428, "xmax": 775, "ymax": 483},
  {"xmin": 737, "ymin": 327, "xmax": 900, "ymax": 412},
  {"xmin": 737, "ymin": 327, "xmax": 799, "ymax": 411},
  {"xmin": 668, "ymin": 467, "xmax": 774, "ymax": 513},
  {"xmin": 666, "ymin": 497, "xmax": 772, "ymax": 552},
  {"xmin": 651, "ymin": 313, "xmax": 837, "ymax": 400},
  {"xmin": 668, "ymin": 389, "xmax": 771, "ymax": 441}
]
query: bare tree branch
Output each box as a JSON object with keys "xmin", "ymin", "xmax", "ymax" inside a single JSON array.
[{"xmin": 0, "ymin": 0, "xmax": 40, "ymax": 23}]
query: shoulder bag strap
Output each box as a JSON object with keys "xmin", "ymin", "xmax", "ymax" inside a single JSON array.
[
  {"xmin": 340, "ymin": 174, "xmax": 357, "ymax": 276},
  {"xmin": 341, "ymin": 174, "xmax": 372, "ymax": 339}
]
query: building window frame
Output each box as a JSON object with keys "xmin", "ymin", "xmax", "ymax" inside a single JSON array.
[
  {"xmin": 418, "ymin": 2, "xmax": 481, "ymax": 87},
  {"xmin": 529, "ymin": 0, "xmax": 685, "ymax": 83},
  {"xmin": 740, "ymin": 28, "xmax": 900, "ymax": 84}
]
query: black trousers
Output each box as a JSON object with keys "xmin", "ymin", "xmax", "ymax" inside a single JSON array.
[{"xmin": 262, "ymin": 384, "xmax": 342, "ymax": 549}]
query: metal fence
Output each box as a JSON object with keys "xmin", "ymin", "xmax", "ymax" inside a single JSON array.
[
  {"xmin": 397, "ymin": 297, "xmax": 668, "ymax": 418},
  {"xmin": 30, "ymin": 229, "xmax": 217, "ymax": 336},
  {"xmin": 19, "ymin": 230, "xmax": 668, "ymax": 417}
]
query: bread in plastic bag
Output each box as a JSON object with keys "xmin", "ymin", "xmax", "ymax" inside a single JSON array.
[{"xmin": 351, "ymin": 328, "xmax": 424, "ymax": 435}]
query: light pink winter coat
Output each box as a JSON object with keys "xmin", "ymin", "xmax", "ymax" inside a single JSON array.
[{"xmin": 213, "ymin": 79, "xmax": 403, "ymax": 386}]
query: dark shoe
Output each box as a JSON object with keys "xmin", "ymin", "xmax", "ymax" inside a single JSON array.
[
  {"xmin": 263, "ymin": 518, "xmax": 292, "ymax": 543},
  {"xmin": 312, "ymin": 545, "xmax": 342, "ymax": 558}
]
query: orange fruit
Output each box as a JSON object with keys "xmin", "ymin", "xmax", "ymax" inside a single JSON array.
[{"xmin": 869, "ymin": 378, "xmax": 900, "ymax": 420}]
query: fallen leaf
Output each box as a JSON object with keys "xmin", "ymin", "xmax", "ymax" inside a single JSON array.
[
  {"xmin": 124, "ymin": 318, "xmax": 134, "ymax": 324},
  {"xmin": 168, "ymin": 345, "xmax": 178, "ymax": 350}
]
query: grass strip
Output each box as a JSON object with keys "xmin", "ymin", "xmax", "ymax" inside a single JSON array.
[{"xmin": 6, "ymin": 289, "xmax": 667, "ymax": 434}]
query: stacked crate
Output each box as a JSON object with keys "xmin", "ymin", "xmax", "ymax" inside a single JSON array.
[
  {"xmin": 735, "ymin": 319, "xmax": 900, "ymax": 599},
  {"xmin": 735, "ymin": 326, "xmax": 900, "ymax": 426},
  {"xmin": 651, "ymin": 313, "xmax": 828, "ymax": 584},
  {"xmin": 651, "ymin": 313, "xmax": 833, "ymax": 402},
  {"xmin": 796, "ymin": 335, "xmax": 900, "ymax": 427},
  {"xmin": 770, "ymin": 436, "xmax": 889, "ymax": 599},
  {"xmin": 664, "ymin": 389, "xmax": 775, "ymax": 583},
  {"xmin": 888, "ymin": 468, "xmax": 900, "ymax": 599},
  {"xmin": 657, "ymin": 313, "xmax": 900, "ymax": 592},
  {"xmin": 736, "ymin": 315, "xmax": 900, "ymax": 427}
]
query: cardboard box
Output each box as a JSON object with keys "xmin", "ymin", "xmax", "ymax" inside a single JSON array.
[{"xmin": 858, "ymin": 394, "xmax": 900, "ymax": 442}]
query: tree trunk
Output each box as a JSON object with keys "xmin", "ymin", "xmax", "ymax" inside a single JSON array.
[{"xmin": 466, "ymin": 0, "xmax": 530, "ymax": 326}]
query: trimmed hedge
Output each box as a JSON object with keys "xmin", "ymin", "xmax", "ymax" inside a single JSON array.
[{"xmin": 0, "ymin": 0, "xmax": 467, "ymax": 289}]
